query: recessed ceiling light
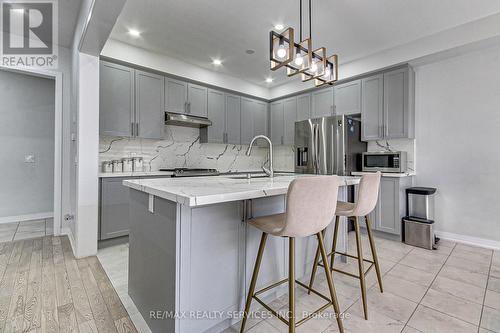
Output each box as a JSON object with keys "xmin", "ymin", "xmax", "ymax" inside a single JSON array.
[
  {"xmin": 128, "ymin": 29, "xmax": 141, "ymax": 37},
  {"xmin": 245, "ymin": 49, "xmax": 255, "ymax": 55},
  {"xmin": 212, "ymin": 59, "xmax": 222, "ymax": 65},
  {"xmin": 265, "ymin": 78, "xmax": 273, "ymax": 83},
  {"xmin": 274, "ymin": 24, "xmax": 284, "ymax": 30}
]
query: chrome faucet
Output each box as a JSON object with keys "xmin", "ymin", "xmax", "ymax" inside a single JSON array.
[{"xmin": 246, "ymin": 135, "xmax": 274, "ymax": 178}]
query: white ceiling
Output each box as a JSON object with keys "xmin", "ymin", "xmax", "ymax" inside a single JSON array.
[{"xmin": 110, "ymin": 0, "xmax": 500, "ymax": 87}]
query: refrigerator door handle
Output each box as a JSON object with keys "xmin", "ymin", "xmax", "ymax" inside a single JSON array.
[{"xmin": 313, "ymin": 124, "xmax": 320, "ymax": 174}]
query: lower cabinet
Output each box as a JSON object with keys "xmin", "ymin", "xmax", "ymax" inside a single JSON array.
[
  {"xmin": 365, "ymin": 176, "xmax": 413, "ymax": 236},
  {"xmin": 99, "ymin": 175, "xmax": 172, "ymax": 240}
]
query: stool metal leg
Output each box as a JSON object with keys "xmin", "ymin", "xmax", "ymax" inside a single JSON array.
[
  {"xmin": 317, "ymin": 232, "xmax": 344, "ymax": 333},
  {"xmin": 307, "ymin": 229, "xmax": 325, "ymax": 294},
  {"xmin": 365, "ymin": 215, "xmax": 383, "ymax": 293},
  {"xmin": 240, "ymin": 232, "xmax": 268, "ymax": 333},
  {"xmin": 288, "ymin": 237, "xmax": 295, "ymax": 333},
  {"xmin": 354, "ymin": 217, "xmax": 368, "ymax": 320},
  {"xmin": 330, "ymin": 216, "xmax": 340, "ymax": 268}
]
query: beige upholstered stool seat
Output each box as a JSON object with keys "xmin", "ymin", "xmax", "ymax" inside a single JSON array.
[
  {"xmin": 248, "ymin": 213, "xmax": 285, "ymax": 235},
  {"xmin": 335, "ymin": 201, "xmax": 355, "ymax": 216}
]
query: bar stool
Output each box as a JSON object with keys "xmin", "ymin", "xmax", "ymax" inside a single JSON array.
[
  {"xmin": 240, "ymin": 176, "xmax": 344, "ymax": 333},
  {"xmin": 308, "ymin": 172, "xmax": 382, "ymax": 320}
]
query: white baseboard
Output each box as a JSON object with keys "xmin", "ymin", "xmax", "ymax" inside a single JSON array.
[
  {"xmin": 436, "ymin": 230, "xmax": 500, "ymax": 251},
  {"xmin": 0, "ymin": 212, "xmax": 53, "ymax": 225}
]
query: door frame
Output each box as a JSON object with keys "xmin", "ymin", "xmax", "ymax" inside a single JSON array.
[{"xmin": 0, "ymin": 65, "xmax": 63, "ymax": 236}]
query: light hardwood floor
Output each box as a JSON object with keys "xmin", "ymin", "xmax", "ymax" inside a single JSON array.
[{"xmin": 0, "ymin": 235, "xmax": 137, "ymax": 333}]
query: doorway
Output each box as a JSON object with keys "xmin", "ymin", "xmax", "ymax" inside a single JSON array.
[{"xmin": 0, "ymin": 67, "xmax": 62, "ymax": 241}]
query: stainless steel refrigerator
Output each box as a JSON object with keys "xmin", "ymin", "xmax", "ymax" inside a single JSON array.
[{"xmin": 295, "ymin": 115, "xmax": 367, "ymax": 176}]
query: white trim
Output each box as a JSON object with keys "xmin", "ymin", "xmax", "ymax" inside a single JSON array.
[
  {"xmin": 436, "ymin": 230, "xmax": 500, "ymax": 251},
  {"xmin": 0, "ymin": 212, "xmax": 53, "ymax": 224},
  {"xmin": 0, "ymin": 65, "xmax": 63, "ymax": 237}
]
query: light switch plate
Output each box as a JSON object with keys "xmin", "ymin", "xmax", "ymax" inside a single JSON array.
[{"xmin": 25, "ymin": 154, "xmax": 35, "ymax": 163}]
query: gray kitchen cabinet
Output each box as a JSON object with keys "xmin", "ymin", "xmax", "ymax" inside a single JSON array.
[
  {"xmin": 364, "ymin": 176, "xmax": 413, "ymax": 236},
  {"xmin": 207, "ymin": 89, "xmax": 226, "ymax": 143},
  {"xmin": 165, "ymin": 78, "xmax": 188, "ymax": 114},
  {"xmin": 312, "ymin": 87, "xmax": 334, "ymax": 118},
  {"xmin": 225, "ymin": 94, "xmax": 241, "ymax": 144},
  {"xmin": 283, "ymin": 97, "xmax": 297, "ymax": 145},
  {"xmin": 135, "ymin": 70, "xmax": 165, "ymax": 139},
  {"xmin": 241, "ymin": 98, "xmax": 268, "ymax": 145},
  {"xmin": 334, "ymin": 80, "xmax": 361, "ymax": 115},
  {"xmin": 99, "ymin": 61, "xmax": 135, "ymax": 137},
  {"xmin": 240, "ymin": 98, "xmax": 255, "ymax": 145},
  {"xmin": 100, "ymin": 177, "xmax": 131, "ymax": 240},
  {"xmin": 99, "ymin": 175, "xmax": 173, "ymax": 240},
  {"xmin": 270, "ymin": 101, "xmax": 284, "ymax": 145},
  {"xmin": 361, "ymin": 74, "xmax": 384, "ymax": 141},
  {"xmin": 187, "ymin": 83, "xmax": 208, "ymax": 117},
  {"xmin": 296, "ymin": 93, "xmax": 311, "ymax": 121},
  {"xmin": 361, "ymin": 67, "xmax": 415, "ymax": 141},
  {"xmin": 253, "ymin": 101, "xmax": 268, "ymax": 137},
  {"xmin": 384, "ymin": 67, "xmax": 414, "ymax": 139}
]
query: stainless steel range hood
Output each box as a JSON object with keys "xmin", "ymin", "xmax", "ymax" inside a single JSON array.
[{"xmin": 165, "ymin": 112, "xmax": 212, "ymax": 128}]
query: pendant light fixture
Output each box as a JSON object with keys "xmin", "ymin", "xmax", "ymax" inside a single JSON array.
[{"xmin": 269, "ymin": 0, "xmax": 338, "ymax": 87}]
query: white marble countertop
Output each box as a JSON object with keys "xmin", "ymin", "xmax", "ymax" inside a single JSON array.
[
  {"xmin": 351, "ymin": 171, "xmax": 415, "ymax": 178},
  {"xmin": 99, "ymin": 171, "xmax": 174, "ymax": 178},
  {"xmin": 123, "ymin": 175, "xmax": 361, "ymax": 207}
]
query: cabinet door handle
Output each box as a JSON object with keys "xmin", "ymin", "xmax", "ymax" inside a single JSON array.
[
  {"xmin": 136, "ymin": 123, "xmax": 139, "ymax": 137},
  {"xmin": 281, "ymin": 135, "xmax": 284, "ymax": 145},
  {"xmin": 187, "ymin": 102, "xmax": 191, "ymax": 114},
  {"xmin": 131, "ymin": 123, "xmax": 134, "ymax": 136},
  {"xmin": 184, "ymin": 101, "xmax": 188, "ymax": 113}
]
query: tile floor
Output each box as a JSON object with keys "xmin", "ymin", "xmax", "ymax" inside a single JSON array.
[
  {"xmin": 0, "ymin": 218, "xmax": 53, "ymax": 243},
  {"xmin": 98, "ymin": 232, "xmax": 500, "ymax": 333}
]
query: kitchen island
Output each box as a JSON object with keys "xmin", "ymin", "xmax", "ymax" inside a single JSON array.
[{"xmin": 123, "ymin": 174, "xmax": 360, "ymax": 333}]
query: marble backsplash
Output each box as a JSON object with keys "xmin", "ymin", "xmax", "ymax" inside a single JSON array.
[
  {"xmin": 367, "ymin": 138, "xmax": 416, "ymax": 172},
  {"xmin": 99, "ymin": 126, "xmax": 295, "ymax": 173}
]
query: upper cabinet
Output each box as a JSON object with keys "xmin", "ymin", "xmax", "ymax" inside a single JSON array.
[
  {"xmin": 99, "ymin": 61, "xmax": 135, "ymax": 137},
  {"xmin": 135, "ymin": 70, "xmax": 165, "ymax": 139},
  {"xmin": 361, "ymin": 66, "xmax": 414, "ymax": 141},
  {"xmin": 312, "ymin": 87, "xmax": 334, "ymax": 118},
  {"xmin": 206, "ymin": 89, "xmax": 226, "ymax": 144},
  {"xmin": 187, "ymin": 83, "xmax": 208, "ymax": 117},
  {"xmin": 225, "ymin": 94, "xmax": 241, "ymax": 144},
  {"xmin": 204, "ymin": 91, "xmax": 241, "ymax": 144},
  {"xmin": 270, "ymin": 101, "xmax": 284, "ymax": 145},
  {"xmin": 165, "ymin": 78, "xmax": 187, "ymax": 114},
  {"xmin": 296, "ymin": 93, "xmax": 311, "ymax": 121},
  {"xmin": 283, "ymin": 97, "xmax": 297, "ymax": 145},
  {"xmin": 164, "ymin": 80, "xmax": 208, "ymax": 117},
  {"xmin": 361, "ymin": 74, "xmax": 384, "ymax": 141},
  {"xmin": 100, "ymin": 61, "xmax": 164, "ymax": 139},
  {"xmin": 240, "ymin": 98, "xmax": 267, "ymax": 145},
  {"xmin": 383, "ymin": 68, "xmax": 414, "ymax": 139},
  {"xmin": 334, "ymin": 80, "xmax": 361, "ymax": 115}
]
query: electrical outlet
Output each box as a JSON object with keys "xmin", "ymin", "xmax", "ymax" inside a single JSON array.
[{"xmin": 24, "ymin": 154, "xmax": 35, "ymax": 163}]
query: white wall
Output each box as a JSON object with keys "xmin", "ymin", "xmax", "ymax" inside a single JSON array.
[
  {"xmin": 101, "ymin": 39, "xmax": 270, "ymax": 100},
  {"xmin": 414, "ymin": 44, "xmax": 500, "ymax": 245}
]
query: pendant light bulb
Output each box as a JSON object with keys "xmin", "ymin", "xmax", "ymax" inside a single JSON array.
[
  {"xmin": 310, "ymin": 61, "xmax": 318, "ymax": 74},
  {"xmin": 294, "ymin": 54, "xmax": 303, "ymax": 66},
  {"xmin": 277, "ymin": 45, "xmax": 287, "ymax": 59},
  {"xmin": 323, "ymin": 67, "xmax": 331, "ymax": 78}
]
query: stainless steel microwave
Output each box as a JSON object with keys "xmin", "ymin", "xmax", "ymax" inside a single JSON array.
[{"xmin": 362, "ymin": 151, "xmax": 407, "ymax": 173}]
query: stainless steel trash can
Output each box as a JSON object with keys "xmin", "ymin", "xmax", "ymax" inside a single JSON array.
[{"xmin": 403, "ymin": 187, "xmax": 438, "ymax": 250}]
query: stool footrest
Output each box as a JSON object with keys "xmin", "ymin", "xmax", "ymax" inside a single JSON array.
[
  {"xmin": 317, "ymin": 250, "xmax": 375, "ymax": 279},
  {"xmin": 251, "ymin": 278, "xmax": 336, "ymax": 328}
]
